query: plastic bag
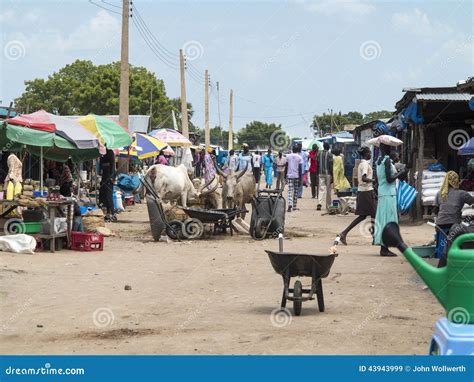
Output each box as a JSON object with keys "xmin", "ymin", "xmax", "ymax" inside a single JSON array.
[{"xmin": 397, "ymin": 180, "xmax": 417, "ymax": 213}]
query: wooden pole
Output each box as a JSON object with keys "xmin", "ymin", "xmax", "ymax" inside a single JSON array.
[
  {"xmin": 228, "ymin": 89, "xmax": 233, "ymax": 150},
  {"xmin": 216, "ymin": 81, "xmax": 223, "ymax": 147},
  {"xmin": 204, "ymin": 69, "xmax": 210, "ymax": 150},
  {"xmin": 179, "ymin": 49, "xmax": 189, "ymax": 138},
  {"xmin": 415, "ymin": 125, "xmax": 425, "ymax": 220},
  {"xmin": 148, "ymin": 86, "xmax": 153, "ymax": 133},
  {"xmin": 119, "ymin": 0, "xmax": 129, "ymax": 131}
]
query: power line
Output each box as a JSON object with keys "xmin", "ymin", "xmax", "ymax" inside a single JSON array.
[
  {"xmin": 130, "ymin": 2, "xmax": 211, "ymax": 86},
  {"xmin": 101, "ymin": 0, "xmax": 121, "ymax": 9},
  {"xmin": 130, "ymin": 9, "xmax": 179, "ymax": 70},
  {"xmin": 89, "ymin": 0, "xmax": 121, "ymax": 15},
  {"xmin": 131, "ymin": 3, "xmax": 179, "ymax": 61}
]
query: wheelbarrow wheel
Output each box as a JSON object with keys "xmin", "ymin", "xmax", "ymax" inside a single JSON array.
[
  {"xmin": 293, "ymin": 280, "xmax": 302, "ymax": 316},
  {"xmin": 182, "ymin": 219, "xmax": 204, "ymax": 240},
  {"xmin": 166, "ymin": 220, "xmax": 184, "ymax": 240}
]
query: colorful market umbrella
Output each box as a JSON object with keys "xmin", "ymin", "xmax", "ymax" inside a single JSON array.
[
  {"xmin": 119, "ymin": 133, "xmax": 167, "ymax": 159},
  {"xmin": 77, "ymin": 114, "xmax": 132, "ymax": 149},
  {"xmin": 5, "ymin": 110, "xmax": 99, "ymax": 149},
  {"xmin": 0, "ymin": 124, "xmax": 98, "ymax": 160},
  {"xmin": 458, "ymin": 137, "xmax": 474, "ymax": 156},
  {"xmin": 302, "ymin": 139, "xmax": 323, "ymax": 151},
  {"xmin": 148, "ymin": 128, "xmax": 192, "ymax": 147}
]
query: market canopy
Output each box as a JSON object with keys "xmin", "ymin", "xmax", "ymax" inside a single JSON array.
[
  {"xmin": 148, "ymin": 128, "xmax": 192, "ymax": 147},
  {"xmin": 5, "ymin": 110, "xmax": 100, "ymax": 149},
  {"xmin": 77, "ymin": 114, "xmax": 132, "ymax": 149},
  {"xmin": 0, "ymin": 124, "xmax": 100, "ymax": 162},
  {"xmin": 119, "ymin": 133, "xmax": 167, "ymax": 159},
  {"xmin": 458, "ymin": 137, "xmax": 474, "ymax": 156}
]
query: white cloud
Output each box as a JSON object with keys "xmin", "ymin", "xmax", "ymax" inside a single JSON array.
[
  {"xmin": 3, "ymin": 9, "xmax": 121, "ymax": 63},
  {"xmin": 302, "ymin": 0, "xmax": 375, "ymax": 18},
  {"xmin": 63, "ymin": 10, "xmax": 121, "ymax": 51},
  {"xmin": 391, "ymin": 8, "xmax": 453, "ymax": 39}
]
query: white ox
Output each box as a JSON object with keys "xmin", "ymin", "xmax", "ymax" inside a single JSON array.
[
  {"xmin": 216, "ymin": 163, "xmax": 256, "ymax": 218},
  {"xmin": 145, "ymin": 164, "xmax": 216, "ymax": 207}
]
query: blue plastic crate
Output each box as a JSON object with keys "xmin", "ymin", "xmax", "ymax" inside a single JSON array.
[{"xmin": 429, "ymin": 317, "xmax": 474, "ymax": 355}]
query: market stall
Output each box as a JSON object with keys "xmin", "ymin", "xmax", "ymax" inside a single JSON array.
[{"xmin": 0, "ymin": 111, "xmax": 108, "ymax": 251}]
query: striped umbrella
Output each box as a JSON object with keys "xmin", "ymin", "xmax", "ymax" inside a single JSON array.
[
  {"xmin": 5, "ymin": 110, "xmax": 99, "ymax": 149},
  {"xmin": 77, "ymin": 114, "xmax": 132, "ymax": 149},
  {"xmin": 119, "ymin": 133, "xmax": 168, "ymax": 159},
  {"xmin": 148, "ymin": 128, "xmax": 192, "ymax": 147}
]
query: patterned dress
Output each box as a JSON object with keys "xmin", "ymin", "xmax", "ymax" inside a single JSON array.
[{"xmin": 373, "ymin": 155, "xmax": 398, "ymax": 245}]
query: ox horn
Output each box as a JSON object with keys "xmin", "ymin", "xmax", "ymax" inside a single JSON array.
[
  {"xmin": 236, "ymin": 162, "xmax": 248, "ymax": 180},
  {"xmin": 200, "ymin": 176, "xmax": 218, "ymax": 196},
  {"xmin": 214, "ymin": 160, "xmax": 227, "ymax": 178}
]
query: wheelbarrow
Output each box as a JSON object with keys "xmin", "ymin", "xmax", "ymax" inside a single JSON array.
[
  {"xmin": 181, "ymin": 207, "xmax": 247, "ymax": 238},
  {"xmin": 140, "ymin": 178, "xmax": 184, "ymax": 241},
  {"xmin": 266, "ymin": 235, "xmax": 338, "ymax": 316},
  {"xmin": 250, "ymin": 189, "xmax": 286, "ymax": 240}
]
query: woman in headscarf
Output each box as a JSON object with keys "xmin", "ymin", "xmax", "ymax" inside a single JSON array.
[
  {"xmin": 332, "ymin": 148, "xmax": 350, "ymax": 192},
  {"xmin": 434, "ymin": 171, "xmax": 474, "ymax": 262},
  {"xmin": 373, "ymin": 143, "xmax": 407, "ymax": 256}
]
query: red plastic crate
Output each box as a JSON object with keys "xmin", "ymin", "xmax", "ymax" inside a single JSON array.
[
  {"xmin": 71, "ymin": 231, "xmax": 104, "ymax": 252},
  {"xmin": 124, "ymin": 196, "xmax": 135, "ymax": 206}
]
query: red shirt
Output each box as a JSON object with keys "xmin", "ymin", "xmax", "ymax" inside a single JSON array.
[{"xmin": 309, "ymin": 151, "xmax": 318, "ymax": 173}]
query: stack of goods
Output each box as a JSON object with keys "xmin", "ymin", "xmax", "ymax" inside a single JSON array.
[
  {"xmin": 81, "ymin": 209, "xmax": 114, "ymax": 237},
  {"xmin": 419, "ymin": 170, "xmax": 446, "ymax": 206},
  {"xmin": 82, "ymin": 209, "xmax": 106, "ymax": 232}
]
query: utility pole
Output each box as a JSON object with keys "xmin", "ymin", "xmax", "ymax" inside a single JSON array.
[
  {"xmin": 118, "ymin": 0, "xmax": 130, "ymax": 175},
  {"xmin": 148, "ymin": 87, "xmax": 153, "ymax": 133},
  {"xmin": 204, "ymin": 69, "xmax": 210, "ymax": 150},
  {"xmin": 179, "ymin": 49, "xmax": 189, "ymax": 138},
  {"xmin": 228, "ymin": 89, "xmax": 233, "ymax": 150},
  {"xmin": 119, "ymin": 0, "xmax": 129, "ymax": 131},
  {"xmin": 216, "ymin": 81, "xmax": 223, "ymax": 147}
]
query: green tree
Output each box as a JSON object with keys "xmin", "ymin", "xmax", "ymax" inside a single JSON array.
[
  {"xmin": 345, "ymin": 111, "xmax": 364, "ymax": 125},
  {"xmin": 311, "ymin": 110, "xmax": 394, "ymax": 134},
  {"xmin": 14, "ymin": 59, "xmax": 176, "ymax": 128},
  {"xmin": 169, "ymin": 97, "xmax": 197, "ymax": 131},
  {"xmin": 362, "ymin": 110, "xmax": 393, "ymax": 123},
  {"xmin": 208, "ymin": 126, "xmax": 229, "ymax": 148},
  {"xmin": 311, "ymin": 112, "xmax": 349, "ymax": 134},
  {"xmin": 237, "ymin": 121, "xmax": 288, "ymax": 149}
]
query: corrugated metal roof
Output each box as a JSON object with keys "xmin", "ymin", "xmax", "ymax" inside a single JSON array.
[{"xmin": 416, "ymin": 93, "xmax": 471, "ymax": 101}]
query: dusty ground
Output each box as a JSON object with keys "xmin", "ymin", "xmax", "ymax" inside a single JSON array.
[{"xmin": 0, "ymin": 186, "xmax": 443, "ymax": 355}]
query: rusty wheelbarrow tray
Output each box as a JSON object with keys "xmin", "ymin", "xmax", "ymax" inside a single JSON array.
[{"xmin": 265, "ymin": 250, "xmax": 338, "ymax": 316}]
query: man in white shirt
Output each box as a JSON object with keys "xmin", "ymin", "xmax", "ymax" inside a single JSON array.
[
  {"xmin": 252, "ymin": 151, "xmax": 262, "ymax": 187},
  {"xmin": 225, "ymin": 149, "xmax": 238, "ymax": 172},
  {"xmin": 338, "ymin": 146, "xmax": 377, "ymax": 245}
]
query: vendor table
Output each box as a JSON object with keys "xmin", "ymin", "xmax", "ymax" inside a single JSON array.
[{"xmin": 0, "ymin": 199, "xmax": 74, "ymax": 253}]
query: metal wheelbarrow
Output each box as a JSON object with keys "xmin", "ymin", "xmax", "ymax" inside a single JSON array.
[
  {"xmin": 181, "ymin": 207, "xmax": 247, "ymax": 237},
  {"xmin": 266, "ymin": 236, "xmax": 338, "ymax": 316}
]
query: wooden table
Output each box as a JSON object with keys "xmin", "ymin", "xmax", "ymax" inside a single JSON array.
[
  {"xmin": 40, "ymin": 200, "xmax": 74, "ymax": 252},
  {"xmin": 0, "ymin": 199, "xmax": 74, "ymax": 252}
]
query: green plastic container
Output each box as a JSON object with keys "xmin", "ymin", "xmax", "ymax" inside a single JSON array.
[
  {"xmin": 383, "ymin": 223, "xmax": 474, "ymax": 325},
  {"xmin": 412, "ymin": 245, "xmax": 436, "ymax": 258},
  {"xmin": 403, "ymin": 234, "xmax": 474, "ymax": 324},
  {"xmin": 20, "ymin": 222, "xmax": 42, "ymax": 234}
]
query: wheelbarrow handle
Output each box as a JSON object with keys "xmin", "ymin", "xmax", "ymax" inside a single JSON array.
[{"xmin": 427, "ymin": 221, "xmax": 449, "ymax": 239}]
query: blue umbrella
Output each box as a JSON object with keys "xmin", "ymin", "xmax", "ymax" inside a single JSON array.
[{"xmin": 458, "ymin": 138, "xmax": 474, "ymax": 156}]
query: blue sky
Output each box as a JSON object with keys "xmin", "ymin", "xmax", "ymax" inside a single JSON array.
[{"xmin": 0, "ymin": 0, "xmax": 472, "ymax": 138}]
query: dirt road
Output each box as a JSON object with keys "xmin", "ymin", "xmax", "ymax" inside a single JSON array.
[{"xmin": 0, "ymin": 188, "xmax": 442, "ymax": 355}]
